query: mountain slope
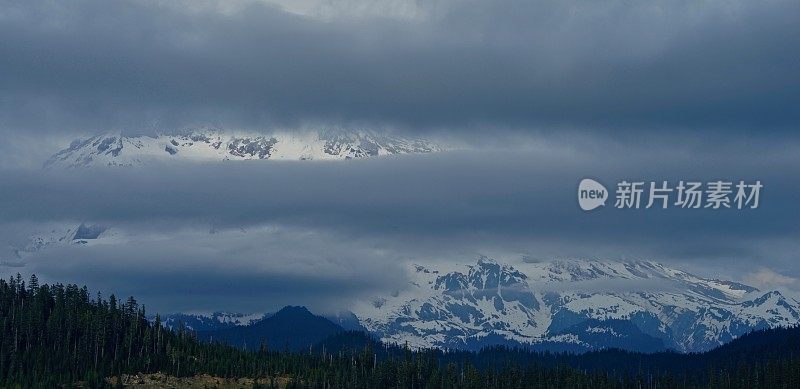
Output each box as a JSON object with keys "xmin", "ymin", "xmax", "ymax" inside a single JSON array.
[
  {"xmin": 353, "ymin": 257, "xmax": 800, "ymax": 353},
  {"xmin": 313, "ymin": 325, "xmax": 800, "ymax": 380},
  {"xmin": 45, "ymin": 129, "xmax": 441, "ymax": 168},
  {"xmin": 196, "ymin": 306, "xmax": 344, "ymax": 352}
]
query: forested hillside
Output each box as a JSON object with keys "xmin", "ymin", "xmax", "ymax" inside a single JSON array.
[{"xmin": 1, "ymin": 274, "xmax": 798, "ymax": 388}]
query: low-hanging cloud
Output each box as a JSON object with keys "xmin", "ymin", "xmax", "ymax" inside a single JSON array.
[{"xmin": 15, "ymin": 225, "xmax": 410, "ymax": 314}]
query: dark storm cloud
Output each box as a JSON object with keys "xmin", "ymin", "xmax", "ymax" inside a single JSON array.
[{"xmin": 1, "ymin": 0, "xmax": 798, "ymax": 136}]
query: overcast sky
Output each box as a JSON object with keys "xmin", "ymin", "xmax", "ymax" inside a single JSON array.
[{"xmin": 0, "ymin": 0, "xmax": 798, "ymax": 313}]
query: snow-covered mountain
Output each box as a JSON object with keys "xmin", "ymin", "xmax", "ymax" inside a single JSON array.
[
  {"xmin": 7, "ymin": 223, "xmax": 117, "ymax": 261},
  {"xmin": 45, "ymin": 129, "xmax": 441, "ymax": 168},
  {"xmin": 352, "ymin": 257, "xmax": 800, "ymax": 353},
  {"xmin": 159, "ymin": 312, "xmax": 267, "ymax": 332}
]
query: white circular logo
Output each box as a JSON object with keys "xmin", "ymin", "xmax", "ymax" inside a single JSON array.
[{"xmin": 578, "ymin": 178, "xmax": 608, "ymax": 211}]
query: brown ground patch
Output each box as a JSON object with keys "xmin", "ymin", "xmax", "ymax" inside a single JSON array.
[{"xmin": 103, "ymin": 372, "xmax": 293, "ymax": 388}]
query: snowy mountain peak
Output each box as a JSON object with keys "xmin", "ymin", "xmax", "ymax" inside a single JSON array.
[
  {"xmin": 44, "ymin": 129, "xmax": 442, "ymax": 168},
  {"xmin": 353, "ymin": 257, "xmax": 800, "ymax": 352},
  {"xmin": 13, "ymin": 223, "xmax": 114, "ymax": 256}
]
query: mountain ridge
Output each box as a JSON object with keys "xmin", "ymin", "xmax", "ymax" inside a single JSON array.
[{"xmin": 44, "ymin": 129, "xmax": 441, "ymax": 168}]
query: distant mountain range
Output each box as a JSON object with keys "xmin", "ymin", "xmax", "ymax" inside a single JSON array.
[
  {"xmin": 157, "ymin": 257, "xmax": 800, "ymax": 354},
  {"xmin": 11, "ymin": 223, "xmax": 798, "ymax": 354},
  {"xmin": 44, "ymin": 129, "xmax": 441, "ymax": 168},
  {"xmin": 11, "ymin": 224, "xmax": 798, "ymax": 354}
]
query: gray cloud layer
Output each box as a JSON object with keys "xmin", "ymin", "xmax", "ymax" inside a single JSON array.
[
  {"xmin": 1, "ymin": 0, "xmax": 798, "ymax": 136},
  {"xmin": 3, "ymin": 145, "xmax": 796, "ymax": 243},
  {"xmin": 1, "ymin": 137, "xmax": 798, "ymax": 311}
]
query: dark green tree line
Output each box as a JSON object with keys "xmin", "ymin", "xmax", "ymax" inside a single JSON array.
[{"xmin": 1, "ymin": 274, "xmax": 798, "ymax": 388}]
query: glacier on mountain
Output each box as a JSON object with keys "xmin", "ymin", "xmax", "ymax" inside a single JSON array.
[{"xmin": 352, "ymin": 257, "xmax": 800, "ymax": 352}]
